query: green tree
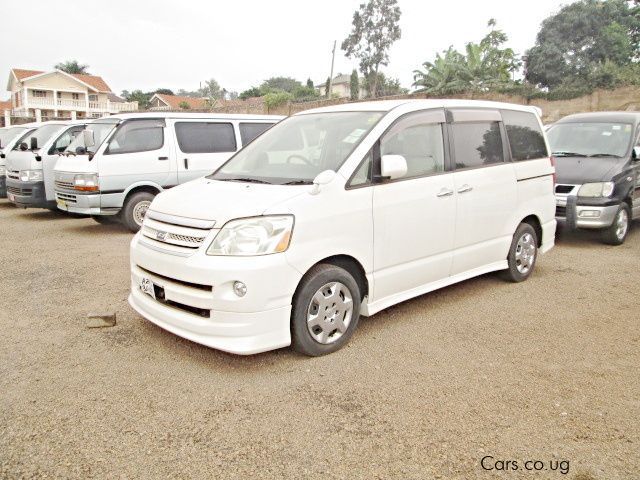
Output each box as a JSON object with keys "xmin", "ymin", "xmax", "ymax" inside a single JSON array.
[
  {"xmin": 292, "ymin": 85, "xmax": 319, "ymax": 101},
  {"xmin": 324, "ymin": 77, "xmax": 331, "ymax": 97},
  {"xmin": 306, "ymin": 78, "xmax": 314, "ymax": 88},
  {"xmin": 55, "ymin": 60, "xmax": 90, "ymax": 74},
  {"xmin": 264, "ymin": 91, "xmax": 292, "ymax": 111},
  {"xmin": 525, "ymin": 0, "xmax": 640, "ymax": 89},
  {"xmin": 239, "ymin": 87, "xmax": 263, "ymax": 100},
  {"xmin": 154, "ymin": 88, "xmax": 174, "ymax": 96},
  {"xmin": 178, "ymin": 101, "xmax": 191, "ymax": 110},
  {"xmin": 260, "ymin": 77, "xmax": 302, "ymax": 94},
  {"xmin": 412, "ymin": 47, "xmax": 468, "ymax": 95},
  {"xmin": 341, "ymin": 0, "xmax": 402, "ymax": 98},
  {"xmin": 364, "ymin": 72, "xmax": 405, "ymax": 97},
  {"xmin": 349, "ymin": 69, "xmax": 360, "ymax": 100},
  {"xmin": 199, "ymin": 79, "xmax": 223, "ymax": 101}
]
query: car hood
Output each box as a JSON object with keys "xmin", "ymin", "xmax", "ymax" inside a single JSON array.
[
  {"xmin": 5, "ymin": 150, "xmax": 42, "ymax": 172},
  {"xmin": 555, "ymin": 156, "xmax": 624, "ymax": 184},
  {"xmin": 149, "ymin": 177, "xmax": 308, "ymax": 225},
  {"xmin": 53, "ymin": 154, "xmax": 97, "ymax": 175}
]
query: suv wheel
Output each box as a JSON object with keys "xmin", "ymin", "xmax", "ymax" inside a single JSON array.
[
  {"xmin": 291, "ymin": 264, "xmax": 361, "ymax": 356},
  {"xmin": 121, "ymin": 191, "xmax": 155, "ymax": 232},
  {"xmin": 601, "ymin": 204, "xmax": 630, "ymax": 246},
  {"xmin": 501, "ymin": 223, "xmax": 538, "ymax": 283}
]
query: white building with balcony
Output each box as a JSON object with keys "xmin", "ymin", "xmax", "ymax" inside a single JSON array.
[{"xmin": 4, "ymin": 68, "xmax": 138, "ymax": 125}]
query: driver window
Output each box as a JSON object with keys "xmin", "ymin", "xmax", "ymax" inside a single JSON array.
[
  {"xmin": 107, "ymin": 120, "xmax": 164, "ymax": 155},
  {"xmin": 380, "ymin": 114, "xmax": 445, "ymax": 178},
  {"xmin": 52, "ymin": 127, "xmax": 84, "ymax": 153}
]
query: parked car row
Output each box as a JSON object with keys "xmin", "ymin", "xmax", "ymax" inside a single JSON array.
[{"xmin": 2, "ymin": 100, "xmax": 639, "ymax": 357}]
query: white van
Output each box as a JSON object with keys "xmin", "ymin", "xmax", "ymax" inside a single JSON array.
[
  {"xmin": 128, "ymin": 100, "xmax": 556, "ymax": 356},
  {"xmin": 0, "ymin": 122, "xmax": 41, "ymax": 198},
  {"xmin": 6, "ymin": 120, "xmax": 88, "ymax": 209},
  {"xmin": 53, "ymin": 113, "xmax": 283, "ymax": 231}
]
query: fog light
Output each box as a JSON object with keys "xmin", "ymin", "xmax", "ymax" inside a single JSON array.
[
  {"xmin": 579, "ymin": 210, "xmax": 600, "ymax": 218},
  {"xmin": 233, "ymin": 281, "xmax": 247, "ymax": 297}
]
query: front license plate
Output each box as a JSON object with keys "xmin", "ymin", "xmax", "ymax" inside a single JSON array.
[
  {"xmin": 57, "ymin": 199, "xmax": 66, "ymax": 209},
  {"xmin": 140, "ymin": 277, "xmax": 156, "ymax": 299},
  {"xmin": 8, "ymin": 193, "xmax": 14, "ymax": 202}
]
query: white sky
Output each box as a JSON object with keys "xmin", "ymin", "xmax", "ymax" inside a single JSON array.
[{"xmin": 2, "ymin": 0, "xmax": 568, "ymax": 97}]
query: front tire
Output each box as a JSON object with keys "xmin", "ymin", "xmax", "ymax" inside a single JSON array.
[
  {"xmin": 91, "ymin": 215, "xmax": 116, "ymax": 225},
  {"xmin": 120, "ymin": 191, "xmax": 155, "ymax": 233},
  {"xmin": 291, "ymin": 264, "xmax": 361, "ymax": 356},
  {"xmin": 501, "ymin": 223, "xmax": 538, "ymax": 283},
  {"xmin": 600, "ymin": 204, "xmax": 630, "ymax": 246}
]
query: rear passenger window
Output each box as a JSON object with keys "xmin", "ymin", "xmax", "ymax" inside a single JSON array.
[
  {"xmin": 381, "ymin": 114, "xmax": 445, "ymax": 178},
  {"xmin": 501, "ymin": 110, "xmax": 548, "ymax": 160},
  {"xmin": 452, "ymin": 122, "xmax": 503, "ymax": 169},
  {"xmin": 107, "ymin": 120, "xmax": 164, "ymax": 154},
  {"xmin": 175, "ymin": 122, "xmax": 236, "ymax": 153},
  {"xmin": 239, "ymin": 123, "xmax": 273, "ymax": 145}
]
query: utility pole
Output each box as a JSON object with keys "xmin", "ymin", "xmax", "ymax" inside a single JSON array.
[{"xmin": 327, "ymin": 40, "xmax": 336, "ymax": 98}]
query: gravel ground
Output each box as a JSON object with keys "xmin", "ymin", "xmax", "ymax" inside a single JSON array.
[{"xmin": 0, "ymin": 199, "xmax": 638, "ymax": 480}]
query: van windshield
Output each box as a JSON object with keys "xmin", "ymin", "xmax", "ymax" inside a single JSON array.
[
  {"xmin": 66, "ymin": 120, "xmax": 119, "ymax": 154},
  {"xmin": 0, "ymin": 126, "xmax": 28, "ymax": 149},
  {"xmin": 14, "ymin": 124, "xmax": 63, "ymax": 151},
  {"xmin": 547, "ymin": 122, "xmax": 633, "ymax": 158},
  {"xmin": 210, "ymin": 111, "xmax": 383, "ymax": 184}
]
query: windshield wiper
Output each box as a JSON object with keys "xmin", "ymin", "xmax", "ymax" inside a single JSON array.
[
  {"xmin": 282, "ymin": 180, "xmax": 312, "ymax": 185},
  {"xmin": 225, "ymin": 177, "xmax": 272, "ymax": 184},
  {"xmin": 587, "ymin": 153, "xmax": 621, "ymax": 158},
  {"xmin": 552, "ymin": 151, "xmax": 587, "ymax": 157}
]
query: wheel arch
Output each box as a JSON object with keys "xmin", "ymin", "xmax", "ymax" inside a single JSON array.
[
  {"xmin": 520, "ymin": 214, "xmax": 543, "ymax": 247},
  {"xmin": 123, "ymin": 182, "xmax": 162, "ymax": 202},
  {"xmin": 294, "ymin": 254, "xmax": 369, "ymax": 302}
]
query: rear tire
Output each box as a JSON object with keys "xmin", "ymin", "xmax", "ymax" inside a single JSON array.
[
  {"xmin": 600, "ymin": 204, "xmax": 630, "ymax": 246},
  {"xmin": 291, "ymin": 264, "xmax": 361, "ymax": 356},
  {"xmin": 120, "ymin": 191, "xmax": 155, "ymax": 233},
  {"xmin": 501, "ymin": 223, "xmax": 538, "ymax": 283}
]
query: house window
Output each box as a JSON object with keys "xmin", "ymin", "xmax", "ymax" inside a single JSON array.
[
  {"xmin": 88, "ymin": 94, "xmax": 98, "ymax": 102},
  {"xmin": 72, "ymin": 93, "xmax": 80, "ymax": 100},
  {"xmin": 57, "ymin": 92, "xmax": 62, "ymax": 98},
  {"xmin": 33, "ymin": 90, "xmax": 47, "ymax": 98}
]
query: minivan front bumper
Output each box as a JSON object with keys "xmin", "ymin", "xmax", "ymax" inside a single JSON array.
[
  {"xmin": 555, "ymin": 194, "xmax": 619, "ymax": 229},
  {"xmin": 128, "ymin": 233, "xmax": 302, "ymax": 355},
  {"xmin": 6, "ymin": 178, "xmax": 54, "ymax": 209}
]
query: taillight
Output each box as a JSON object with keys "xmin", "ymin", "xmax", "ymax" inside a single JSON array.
[{"xmin": 550, "ymin": 156, "xmax": 557, "ymax": 190}]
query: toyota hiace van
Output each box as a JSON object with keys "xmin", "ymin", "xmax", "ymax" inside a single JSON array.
[{"xmin": 0, "ymin": 122, "xmax": 40, "ymax": 198}]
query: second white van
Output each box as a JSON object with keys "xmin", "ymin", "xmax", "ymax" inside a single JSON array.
[
  {"xmin": 0, "ymin": 122, "xmax": 40, "ymax": 198},
  {"xmin": 128, "ymin": 99, "xmax": 557, "ymax": 356},
  {"xmin": 53, "ymin": 113, "xmax": 283, "ymax": 231}
]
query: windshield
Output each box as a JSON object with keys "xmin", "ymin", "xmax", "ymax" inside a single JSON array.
[
  {"xmin": 0, "ymin": 127, "xmax": 28, "ymax": 149},
  {"xmin": 210, "ymin": 111, "xmax": 383, "ymax": 184},
  {"xmin": 66, "ymin": 121, "xmax": 119, "ymax": 154},
  {"xmin": 14, "ymin": 124, "xmax": 64, "ymax": 151},
  {"xmin": 547, "ymin": 122, "xmax": 633, "ymax": 158}
]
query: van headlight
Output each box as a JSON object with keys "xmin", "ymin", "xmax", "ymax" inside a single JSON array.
[
  {"xmin": 0, "ymin": 165, "xmax": 5, "ymax": 176},
  {"xmin": 578, "ymin": 182, "xmax": 614, "ymax": 198},
  {"xmin": 74, "ymin": 173, "xmax": 99, "ymax": 192},
  {"xmin": 19, "ymin": 170, "xmax": 43, "ymax": 182},
  {"xmin": 207, "ymin": 215, "xmax": 294, "ymax": 256}
]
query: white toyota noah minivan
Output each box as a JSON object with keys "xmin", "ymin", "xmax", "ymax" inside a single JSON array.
[{"xmin": 129, "ymin": 100, "xmax": 556, "ymax": 356}]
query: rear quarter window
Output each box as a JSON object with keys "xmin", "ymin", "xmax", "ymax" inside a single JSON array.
[
  {"xmin": 501, "ymin": 110, "xmax": 548, "ymax": 161},
  {"xmin": 175, "ymin": 122, "xmax": 236, "ymax": 153}
]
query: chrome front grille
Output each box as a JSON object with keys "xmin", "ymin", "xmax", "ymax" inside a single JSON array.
[
  {"xmin": 140, "ymin": 211, "xmax": 215, "ymax": 255},
  {"xmin": 55, "ymin": 180, "xmax": 74, "ymax": 189},
  {"xmin": 56, "ymin": 192, "xmax": 77, "ymax": 204}
]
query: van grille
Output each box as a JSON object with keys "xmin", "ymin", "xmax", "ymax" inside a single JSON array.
[
  {"xmin": 7, "ymin": 186, "xmax": 32, "ymax": 196},
  {"xmin": 55, "ymin": 180, "xmax": 74, "ymax": 189},
  {"xmin": 556, "ymin": 206, "xmax": 566, "ymax": 218},
  {"xmin": 56, "ymin": 192, "xmax": 77, "ymax": 204}
]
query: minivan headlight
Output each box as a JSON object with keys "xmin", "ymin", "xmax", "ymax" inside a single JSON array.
[
  {"xmin": 74, "ymin": 173, "xmax": 99, "ymax": 192},
  {"xmin": 19, "ymin": 170, "xmax": 43, "ymax": 182},
  {"xmin": 207, "ymin": 215, "xmax": 294, "ymax": 256},
  {"xmin": 578, "ymin": 182, "xmax": 614, "ymax": 198}
]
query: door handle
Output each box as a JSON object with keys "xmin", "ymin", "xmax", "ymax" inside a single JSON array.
[
  {"xmin": 158, "ymin": 156, "xmax": 169, "ymax": 161},
  {"xmin": 457, "ymin": 184, "xmax": 473, "ymax": 193},
  {"xmin": 184, "ymin": 158, "xmax": 189, "ymax": 170},
  {"xmin": 436, "ymin": 188, "xmax": 454, "ymax": 197}
]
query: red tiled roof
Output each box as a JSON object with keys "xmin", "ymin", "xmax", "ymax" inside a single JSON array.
[
  {"xmin": 11, "ymin": 68, "xmax": 112, "ymax": 92},
  {"xmin": 154, "ymin": 94, "xmax": 209, "ymax": 109},
  {"xmin": 0, "ymin": 99, "xmax": 11, "ymax": 111}
]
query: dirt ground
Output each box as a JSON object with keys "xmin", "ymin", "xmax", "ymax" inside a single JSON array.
[{"xmin": 0, "ymin": 200, "xmax": 638, "ymax": 480}]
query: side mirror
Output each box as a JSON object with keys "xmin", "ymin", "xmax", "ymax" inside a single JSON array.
[
  {"xmin": 633, "ymin": 146, "xmax": 640, "ymax": 160},
  {"xmin": 380, "ymin": 154, "xmax": 408, "ymax": 180},
  {"xmin": 19, "ymin": 142, "xmax": 28, "ymax": 151},
  {"xmin": 30, "ymin": 137, "xmax": 38, "ymax": 150},
  {"xmin": 76, "ymin": 146, "xmax": 87, "ymax": 155},
  {"xmin": 83, "ymin": 129, "xmax": 95, "ymax": 148},
  {"xmin": 310, "ymin": 170, "xmax": 337, "ymax": 195}
]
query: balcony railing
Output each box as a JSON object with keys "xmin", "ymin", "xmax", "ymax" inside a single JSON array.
[{"xmin": 27, "ymin": 97, "xmax": 138, "ymax": 113}]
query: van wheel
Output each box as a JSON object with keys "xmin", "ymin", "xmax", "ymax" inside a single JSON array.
[
  {"xmin": 121, "ymin": 191, "xmax": 155, "ymax": 232},
  {"xmin": 601, "ymin": 204, "xmax": 630, "ymax": 246},
  {"xmin": 501, "ymin": 223, "xmax": 538, "ymax": 283},
  {"xmin": 291, "ymin": 264, "xmax": 361, "ymax": 356}
]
